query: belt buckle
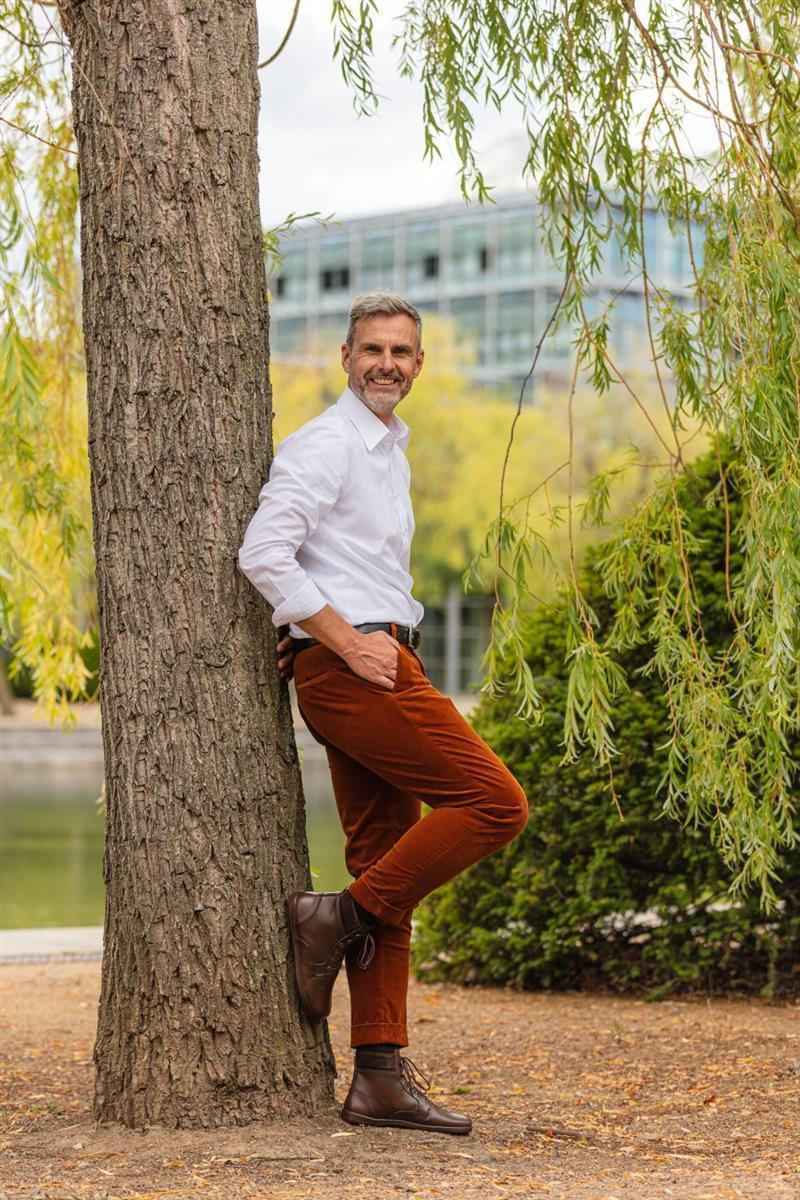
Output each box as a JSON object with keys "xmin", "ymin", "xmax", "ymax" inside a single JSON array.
[{"xmin": 409, "ymin": 627, "xmax": 420, "ymax": 649}]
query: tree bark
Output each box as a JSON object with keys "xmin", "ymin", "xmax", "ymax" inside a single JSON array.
[
  {"xmin": 0, "ymin": 655, "xmax": 15, "ymax": 715},
  {"xmin": 58, "ymin": 0, "xmax": 335, "ymax": 1127}
]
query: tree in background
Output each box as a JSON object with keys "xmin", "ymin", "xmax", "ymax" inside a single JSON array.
[
  {"xmin": 333, "ymin": 2, "xmax": 800, "ymax": 902},
  {"xmin": 1, "ymin": 12, "xmax": 93, "ymax": 721}
]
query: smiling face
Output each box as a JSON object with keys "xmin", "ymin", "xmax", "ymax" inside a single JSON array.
[{"xmin": 341, "ymin": 313, "xmax": 425, "ymax": 425}]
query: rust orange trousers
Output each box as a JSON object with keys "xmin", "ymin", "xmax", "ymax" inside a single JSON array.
[{"xmin": 293, "ymin": 631, "xmax": 529, "ymax": 1048}]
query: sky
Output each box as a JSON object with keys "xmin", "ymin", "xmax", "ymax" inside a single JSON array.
[
  {"xmin": 255, "ymin": 0, "xmax": 527, "ymax": 229},
  {"xmin": 254, "ymin": 1, "xmax": 722, "ymax": 232}
]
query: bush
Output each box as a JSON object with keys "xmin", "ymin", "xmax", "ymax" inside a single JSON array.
[{"xmin": 412, "ymin": 449, "xmax": 800, "ymax": 997}]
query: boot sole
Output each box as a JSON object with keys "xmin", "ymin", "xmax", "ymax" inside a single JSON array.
[
  {"xmin": 340, "ymin": 1108, "xmax": 471, "ymax": 1135},
  {"xmin": 287, "ymin": 891, "xmax": 328, "ymax": 1020}
]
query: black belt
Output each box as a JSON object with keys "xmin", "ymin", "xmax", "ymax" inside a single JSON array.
[{"xmin": 290, "ymin": 621, "xmax": 421, "ymax": 655}]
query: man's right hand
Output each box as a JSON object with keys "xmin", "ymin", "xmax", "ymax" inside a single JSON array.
[
  {"xmin": 341, "ymin": 629, "xmax": 400, "ymax": 690},
  {"xmin": 294, "ymin": 605, "xmax": 400, "ymax": 690}
]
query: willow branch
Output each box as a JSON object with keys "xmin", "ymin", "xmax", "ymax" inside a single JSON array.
[
  {"xmin": 257, "ymin": 0, "xmax": 301, "ymax": 69},
  {"xmin": 0, "ymin": 115, "xmax": 77, "ymax": 154}
]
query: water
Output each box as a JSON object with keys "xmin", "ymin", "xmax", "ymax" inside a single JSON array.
[{"xmin": 1, "ymin": 756, "xmax": 350, "ymax": 930}]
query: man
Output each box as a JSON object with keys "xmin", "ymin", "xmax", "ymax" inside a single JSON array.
[{"xmin": 238, "ymin": 292, "xmax": 528, "ymax": 1135}]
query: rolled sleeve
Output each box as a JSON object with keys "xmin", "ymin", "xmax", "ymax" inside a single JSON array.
[
  {"xmin": 238, "ymin": 425, "xmax": 349, "ymax": 628},
  {"xmin": 270, "ymin": 577, "xmax": 327, "ymax": 627}
]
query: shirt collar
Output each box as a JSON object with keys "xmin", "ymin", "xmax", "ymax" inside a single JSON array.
[{"xmin": 337, "ymin": 387, "xmax": 410, "ymax": 452}]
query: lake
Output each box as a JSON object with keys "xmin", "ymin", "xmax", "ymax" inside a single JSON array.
[{"xmin": 1, "ymin": 755, "xmax": 351, "ymax": 929}]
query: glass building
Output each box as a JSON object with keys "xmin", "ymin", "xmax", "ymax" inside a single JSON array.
[{"xmin": 269, "ymin": 191, "xmax": 699, "ymax": 392}]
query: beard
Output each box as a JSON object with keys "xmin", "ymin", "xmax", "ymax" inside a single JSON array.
[{"xmin": 349, "ymin": 372, "xmax": 410, "ymax": 420}]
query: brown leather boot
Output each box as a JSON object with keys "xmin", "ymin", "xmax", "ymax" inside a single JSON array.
[
  {"xmin": 340, "ymin": 1048, "xmax": 472, "ymax": 1135},
  {"xmin": 287, "ymin": 888, "xmax": 376, "ymax": 1019}
]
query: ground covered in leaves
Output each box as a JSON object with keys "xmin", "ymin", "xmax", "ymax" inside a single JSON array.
[{"xmin": 1, "ymin": 962, "xmax": 797, "ymax": 1199}]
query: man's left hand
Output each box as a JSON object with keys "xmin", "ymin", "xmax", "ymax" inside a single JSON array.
[{"xmin": 277, "ymin": 630, "xmax": 294, "ymax": 681}]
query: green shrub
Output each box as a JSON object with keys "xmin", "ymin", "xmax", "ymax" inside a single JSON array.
[{"xmin": 412, "ymin": 449, "xmax": 800, "ymax": 997}]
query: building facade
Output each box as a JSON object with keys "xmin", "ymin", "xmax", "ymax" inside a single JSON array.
[{"xmin": 269, "ymin": 191, "xmax": 698, "ymax": 391}]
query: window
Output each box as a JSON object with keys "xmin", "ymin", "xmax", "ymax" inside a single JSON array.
[
  {"xmin": 669, "ymin": 221, "xmax": 704, "ymax": 286},
  {"xmin": 321, "ymin": 267, "xmax": 350, "ymax": 292},
  {"xmin": 601, "ymin": 230, "xmax": 626, "ymax": 278},
  {"xmin": 319, "ymin": 237, "xmax": 353, "ymax": 296},
  {"xmin": 311, "ymin": 314, "xmax": 350, "ymax": 356},
  {"xmin": 496, "ymin": 211, "xmax": 536, "ymax": 279},
  {"xmin": 542, "ymin": 287, "xmax": 574, "ymax": 361},
  {"xmin": 496, "ymin": 291, "xmax": 535, "ymax": 365},
  {"xmin": 271, "ymin": 317, "xmax": 308, "ymax": 355},
  {"xmin": 670, "ymin": 231, "xmax": 688, "ymax": 287},
  {"xmin": 450, "ymin": 218, "xmax": 489, "ymax": 283},
  {"xmin": 406, "ymin": 220, "xmax": 440, "ymax": 287},
  {"xmin": 643, "ymin": 208, "xmax": 659, "ymax": 277},
  {"xmin": 418, "ymin": 594, "xmax": 494, "ymax": 692},
  {"xmin": 273, "ymin": 246, "xmax": 308, "ymax": 302},
  {"xmin": 614, "ymin": 290, "xmax": 647, "ymax": 361},
  {"xmin": 691, "ymin": 221, "xmax": 705, "ymax": 271},
  {"xmin": 413, "ymin": 300, "xmax": 440, "ymax": 317},
  {"xmin": 359, "ymin": 232, "xmax": 395, "ymax": 290},
  {"xmin": 450, "ymin": 295, "xmax": 488, "ymax": 364}
]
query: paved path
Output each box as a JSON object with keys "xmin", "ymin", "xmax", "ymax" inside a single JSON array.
[
  {"xmin": 1, "ymin": 926, "xmax": 103, "ymax": 965},
  {"xmin": 2, "ymin": 690, "xmax": 479, "ymax": 765}
]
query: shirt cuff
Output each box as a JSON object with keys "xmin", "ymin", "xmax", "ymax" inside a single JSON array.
[{"xmin": 271, "ymin": 580, "xmax": 328, "ymax": 628}]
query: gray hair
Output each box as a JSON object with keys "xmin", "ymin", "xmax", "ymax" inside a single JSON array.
[{"xmin": 346, "ymin": 292, "xmax": 423, "ymax": 349}]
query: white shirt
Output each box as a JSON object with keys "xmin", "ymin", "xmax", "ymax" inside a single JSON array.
[{"xmin": 238, "ymin": 387, "xmax": 425, "ymax": 638}]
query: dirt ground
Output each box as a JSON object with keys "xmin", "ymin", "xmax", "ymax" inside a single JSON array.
[{"xmin": 0, "ymin": 963, "xmax": 797, "ymax": 1200}]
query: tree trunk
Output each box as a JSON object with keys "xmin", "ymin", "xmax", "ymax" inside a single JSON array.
[
  {"xmin": 58, "ymin": 0, "xmax": 335, "ymax": 1127},
  {"xmin": 0, "ymin": 655, "xmax": 15, "ymax": 715}
]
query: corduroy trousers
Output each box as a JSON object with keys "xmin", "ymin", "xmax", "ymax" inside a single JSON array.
[{"xmin": 292, "ymin": 629, "xmax": 529, "ymax": 1048}]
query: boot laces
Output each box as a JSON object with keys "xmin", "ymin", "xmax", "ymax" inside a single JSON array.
[
  {"xmin": 399, "ymin": 1055, "xmax": 431, "ymax": 1098},
  {"xmin": 322, "ymin": 927, "xmax": 373, "ymax": 973},
  {"xmin": 356, "ymin": 931, "xmax": 376, "ymax": 970}
]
